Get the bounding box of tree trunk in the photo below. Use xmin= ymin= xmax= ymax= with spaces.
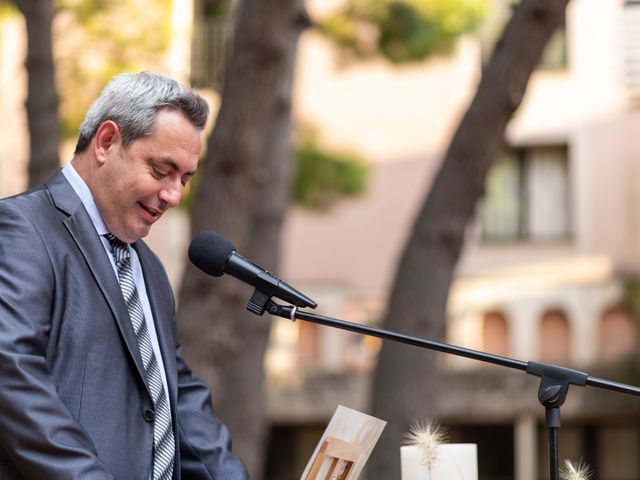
xmin=176 ymin=0 xmax=305 ymax=477
xmin=13 ymin=0 xmax=60 ymax=187
xmin=214 ymin=3 xmax=308 ymax=478
xmin=368 ymin=0 xmax=570 ymax=477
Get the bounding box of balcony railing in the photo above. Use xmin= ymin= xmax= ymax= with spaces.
xmin=191 ymin=15 xmax=234 ymax=91
xmin=623 ymin=2 xmax=640 ymax=107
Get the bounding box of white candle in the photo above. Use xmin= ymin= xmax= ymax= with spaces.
xmin=401 ymin=444 xmax=478 ymax=480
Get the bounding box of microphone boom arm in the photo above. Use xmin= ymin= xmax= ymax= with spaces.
xmin=260 ymin=299 xmax=640 ymax=480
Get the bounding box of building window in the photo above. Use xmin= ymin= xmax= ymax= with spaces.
xmin=598 ymin=426 xmax=640 ymax=479
xmin=538 ymin=309 xmax=571 ymax=364
xmin=297 ymin=320 xmax=320 ymax=367
xmin=480 ymin=2 xmax=568 ymax=69
xmin=598 ymin=306 xmax=637 ymax=363
xmin=482 ymin=311 xmax=510 ymax=357
xmin=479 ymin=145 xmax=571 ymax=243
xmin=538 ymin=25 xmax=568 ymax=70
xmin=623 ymin=0 xmax=640 ymax=107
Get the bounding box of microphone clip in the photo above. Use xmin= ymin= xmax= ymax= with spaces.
xmin=246 ymin=271 xmax=280 ymax=315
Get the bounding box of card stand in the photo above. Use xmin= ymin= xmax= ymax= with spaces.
xmin=304 ymin=436 xmax=363 ymax=480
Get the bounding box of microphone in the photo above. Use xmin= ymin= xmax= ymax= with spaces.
xmin=188 ymin=231 xmax=317 ymax=314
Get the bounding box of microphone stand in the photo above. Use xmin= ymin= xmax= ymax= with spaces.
xmin=255 ymin=298 xmax=640 ymax=480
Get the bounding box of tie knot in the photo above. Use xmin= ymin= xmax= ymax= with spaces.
xmin=104 ymin=233 xmax=130 ymax=265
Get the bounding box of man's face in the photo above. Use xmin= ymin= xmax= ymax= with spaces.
xmin=93 ymin=109 xmax=202 ymax=243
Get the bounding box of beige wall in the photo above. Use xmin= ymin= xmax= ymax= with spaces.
xmin=293 ymin=24 xmax=480 ymax=162
xmin=573 ymin=112 xmax=640 ymax=272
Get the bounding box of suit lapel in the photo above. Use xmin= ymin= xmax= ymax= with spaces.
xmin=46 ymin=171 xmax=149 ymax=389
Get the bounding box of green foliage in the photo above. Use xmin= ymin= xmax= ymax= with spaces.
xmin=177 ymin=134 xmax=370 ymax=215
xmin=202 ymin=0 xmax=230 ymax=18
xmin=54 ymin=0 xmax=173 ymax=138
xmin=320 ymin=0 xmax=487 ymax=64
xmin=293 ymin=133 xmax=369 ymax=210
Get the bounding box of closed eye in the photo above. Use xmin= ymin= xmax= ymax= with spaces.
xmin=151 ymin=166 xmax=169 ymax=178
xmin=149 ymin=157 xmax=197 ymax=186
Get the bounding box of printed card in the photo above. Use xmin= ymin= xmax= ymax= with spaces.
xmin=301 ymin=405 xmax=386 ymax=480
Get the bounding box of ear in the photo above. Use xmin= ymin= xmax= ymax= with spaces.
xmin=93 ymin=120 xmax=121 ymax=165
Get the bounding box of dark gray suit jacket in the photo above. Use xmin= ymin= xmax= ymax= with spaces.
xmin=0 ymin=171 xmax=248 ymax=479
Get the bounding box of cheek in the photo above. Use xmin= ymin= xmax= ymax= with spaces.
xmin=134 ymin=179 xmax=165 ymax=202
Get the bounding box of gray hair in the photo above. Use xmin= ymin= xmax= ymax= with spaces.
xmin=74 ymin=71 xmax=209 ymax=154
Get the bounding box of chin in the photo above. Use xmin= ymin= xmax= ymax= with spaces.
xmin=131 ymin=231 xmax=150 ymax=242
xmin=121 ymin=227 xmax=149 ymax=243
xmin=137 ymin=227 xmax=152 ymax=240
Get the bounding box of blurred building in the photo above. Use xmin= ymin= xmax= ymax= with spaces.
xmin=252 ymin=0 xmax=640 ymax=478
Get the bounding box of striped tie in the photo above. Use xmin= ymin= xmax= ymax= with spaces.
xmin=105 ymin=234 xmax=175 ymax=480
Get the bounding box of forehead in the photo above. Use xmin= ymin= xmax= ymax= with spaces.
xmin=148 ymin=109 xmax=203 ymax=143
xmin=132 ymin=110 xmax=203 ymax=169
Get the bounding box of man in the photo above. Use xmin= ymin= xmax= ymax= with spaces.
xmin=0 ymin=72 xmax=248 ymax=479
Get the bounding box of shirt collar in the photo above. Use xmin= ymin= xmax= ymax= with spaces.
xmin=61 ymin=161 xmax=110 ymax=236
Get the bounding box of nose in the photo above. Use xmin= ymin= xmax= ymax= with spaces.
xmin=159 ymin=182 xmax=181 ymax=208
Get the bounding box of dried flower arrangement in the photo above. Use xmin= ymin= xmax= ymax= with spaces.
xmin=560 ymin=459 xmax=592 ymax=480
xmin=403 ymin=421 xmax=449 ymax=472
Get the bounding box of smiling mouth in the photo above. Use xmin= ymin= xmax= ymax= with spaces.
xmin=139 ymin=202 xmax=162 ymax=221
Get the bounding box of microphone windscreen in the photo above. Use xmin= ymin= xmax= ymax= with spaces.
xmin=188 ymin=231 xmax=236 ymax=277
